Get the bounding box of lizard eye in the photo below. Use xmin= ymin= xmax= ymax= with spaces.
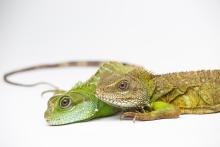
xmin=59 ymin=96 xmax=72 ymax=108
xmin=118 ymin=80 xmax=129 ymax=90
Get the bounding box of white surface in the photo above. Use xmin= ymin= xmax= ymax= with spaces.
xmin=1 ymin=0 xmax=220 ymax=147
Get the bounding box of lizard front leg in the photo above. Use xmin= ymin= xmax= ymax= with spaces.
xmin=122 ymin=101 xmax=181 ymax=121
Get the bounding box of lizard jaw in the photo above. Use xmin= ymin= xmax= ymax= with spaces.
xmin=96 ymin=93 xmax=143 ymax=108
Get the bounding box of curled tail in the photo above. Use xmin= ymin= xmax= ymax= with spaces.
xmin=4 ymin=60 xmax=127 ymax=88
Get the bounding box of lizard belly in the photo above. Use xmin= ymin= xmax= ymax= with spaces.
xmin=170 ymin=87 xmax=203 ymax=109
xmin=168 ymin=84 xmax=220 ymax=114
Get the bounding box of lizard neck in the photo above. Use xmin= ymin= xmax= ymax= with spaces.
xmin=129 ymin=68 xmax=156 ymax=106
xmin=143 ymin=79 xmax=157 ymax=103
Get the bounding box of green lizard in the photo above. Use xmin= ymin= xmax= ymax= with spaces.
xmin=96 ymin=66 xmax=220 ymax=121
xmin=4 ymin=61 xmax=138 ymax=125
xmin=44 ymin=83 xmax=120 ymax=125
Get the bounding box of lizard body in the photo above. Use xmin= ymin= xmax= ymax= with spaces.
xmin=96 ymin=66 xmax=220 ymax=121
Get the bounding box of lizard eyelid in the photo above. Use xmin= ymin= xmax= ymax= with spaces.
xmin=59 ymin=96 xmax=72 ymax=109
xmin=118 ymin=80 xmax=129 ymax=90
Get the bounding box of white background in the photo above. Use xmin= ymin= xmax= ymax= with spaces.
xmin=1 ymin=0 xmax=220 ymax=147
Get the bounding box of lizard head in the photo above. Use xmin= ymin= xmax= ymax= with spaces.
xmin=44 ymin=84 xmax=120 ymax=125
xmin=96 ymin=68 xmax=153 ymax=108
xmin=44 ymin=61 xmax=142 ymax=125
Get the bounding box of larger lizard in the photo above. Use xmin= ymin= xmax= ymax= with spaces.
xmin=96 ymin=66 xmax=220 ymax=121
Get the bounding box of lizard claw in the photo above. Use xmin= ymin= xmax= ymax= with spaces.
xmin=132 ymin=115 xmax=136 ymax=123
xmin=121 ymin=112 xmax=153 ymax=121
xmin=121 ymin=112 xmax=138 ymax=120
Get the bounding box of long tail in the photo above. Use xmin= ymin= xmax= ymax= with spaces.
xmin=3 ymin=60 xmax=116 ymax=88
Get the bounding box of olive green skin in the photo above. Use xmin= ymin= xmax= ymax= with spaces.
xmin=96 ymin=67 xmax=220 ymax=121
xmin=97 ymin=68 xmax=220 ymax=113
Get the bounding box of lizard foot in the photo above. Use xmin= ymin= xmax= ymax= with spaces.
xmin=121 ymin=112 xmax=150 ymax=121
xmin=121 ymin=110 xmax=180 ymax=121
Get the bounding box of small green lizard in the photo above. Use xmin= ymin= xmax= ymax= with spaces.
xmin=96 ymin=66 xmax=220 ymax=121
xmin=44 ymin=83 xmax=120 ymax=125
xmin=4 ymin=61 xmax=137 ymax=125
